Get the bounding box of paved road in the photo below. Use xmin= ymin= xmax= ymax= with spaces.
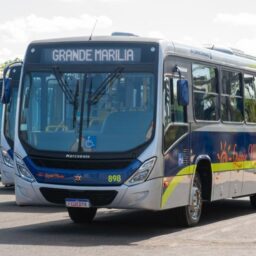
xmin=1 ymin=184 xmax=256 ymax=256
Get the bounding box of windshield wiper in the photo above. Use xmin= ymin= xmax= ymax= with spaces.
xmin=85 ymin=67 xmax=124 ymax=129
xmin=78 ymin=73 xmax=89 ymax=152
xmin=53 ymin=67 xmax=80 ymax=129
xmin=53 ymin=67 xmax=76 ymax=104
xmin=88 ymin=66 xmax=124 ymax=105
xmin=86 ymin=76 xmax=93 ymax=128
xmin=72 ymin=80 xmax=79 ymax=128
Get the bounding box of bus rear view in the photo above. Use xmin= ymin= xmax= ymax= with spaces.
xmin=15 ymin=37 xmax=161 ymax=223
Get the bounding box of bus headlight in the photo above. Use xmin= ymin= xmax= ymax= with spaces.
xmin=15 ymin=155 xmax=35 ymax=183
xmin=2 ymin=149 xmax=14 ymax=168
xmin=125 ymin=157 xmax=156 ymax=186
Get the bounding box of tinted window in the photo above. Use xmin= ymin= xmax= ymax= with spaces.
xmin=192 ymin=64 xmax=219 ymax=121
xmin=164 ymin=77 xmax=186 ymax=126
xmin=20 ymin=71 xmax=155 ymax=153
xmin=244 ymin=74 xmax=256 ymax=123
xmin=221 ymin=70 xmax=243 ymax=122
xmin=163 ymin=57 xmax=189 ymax=152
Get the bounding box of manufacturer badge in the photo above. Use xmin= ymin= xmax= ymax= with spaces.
xmin=74 ymin=175 xmax=82 ymax=183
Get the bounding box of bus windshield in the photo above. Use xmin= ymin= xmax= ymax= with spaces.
xmin=4 ymin=86 xmax=18 ymax=146
xmin=19 ymin=69 xmax=155 ymax=153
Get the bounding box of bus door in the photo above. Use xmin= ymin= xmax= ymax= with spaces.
xmin=162 ymin=56 xmax=191 ymax=208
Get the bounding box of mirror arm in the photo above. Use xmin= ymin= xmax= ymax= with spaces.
xmin=172 ymin=65 xmax=182 ymax=79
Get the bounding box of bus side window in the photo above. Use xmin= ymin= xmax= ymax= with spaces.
xmin=164 ymin=76 xmax=186 ymax=128
xmin=163 ymin=75 xmax=188 ymax=151
xmin=244 ymin=74 xmax=256 ymax=123
xmin=171 ymin=77 xmax=186 ymax=123
xmin=221 ymin=70 xmax=243 ymax=122
xmin=192 ymin=64 xmax=219 ymax=121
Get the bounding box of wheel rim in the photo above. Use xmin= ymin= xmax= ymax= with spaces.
xmin=188 ymin=184 xmax=202 ymax=222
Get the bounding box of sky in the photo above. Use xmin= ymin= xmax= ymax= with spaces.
xmin=0 ymin=0 xmax=256 ymax=63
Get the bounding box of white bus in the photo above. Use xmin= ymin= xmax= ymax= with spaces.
xmin=11 ymin=35 xmax=256 ymax=226
xmin=1 ymin=63 xmax=22 ymax=186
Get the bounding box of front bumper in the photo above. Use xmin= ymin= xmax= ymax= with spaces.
xmin=1 ymin=164 xmax=15 ymax=185
xmin=15 ymin=175 xmax=163 ymax=210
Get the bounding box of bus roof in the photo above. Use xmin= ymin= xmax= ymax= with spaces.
xmin=165 ymin=41 xmax=256 ymax=73
xmin=27 ymin=36 xmax=256 ymax=73
xmin=29 ymin=36 xmax=161 ymax=45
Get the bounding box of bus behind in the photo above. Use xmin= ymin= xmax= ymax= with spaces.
xmin=1 ymin=63 xmax=22 ymax=186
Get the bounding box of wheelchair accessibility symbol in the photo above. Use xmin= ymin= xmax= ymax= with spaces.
xmin=84 ymin=136 xmax=97 ymax=149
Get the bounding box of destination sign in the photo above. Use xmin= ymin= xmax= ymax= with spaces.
xmin=41 ymin=47 xmax=141 ymax=64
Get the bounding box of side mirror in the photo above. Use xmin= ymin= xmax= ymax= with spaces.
xmin=177 ymin=79 xmax=189 ymax=106
xmin=1 ymin=78 xmax=12 ymax=104
xmin=0 ymin=79 xmax=3 ymax=98
xmin=1 ymin=61 xmax=22 ymax=104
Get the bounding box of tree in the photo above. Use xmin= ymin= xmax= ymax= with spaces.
xmin=0 ymin=57 xmax=23 ymax=77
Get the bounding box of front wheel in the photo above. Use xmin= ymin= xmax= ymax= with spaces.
xmin=176 ymin=173 xmax=202 ymax=227
xmin=67 ymin=207 xmax=97 ymax=224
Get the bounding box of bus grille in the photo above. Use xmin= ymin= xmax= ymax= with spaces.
xmin=40 ymin=188 xmax=118 ymax=206
xmin=31 ymin=157 xmax=133 ymax=170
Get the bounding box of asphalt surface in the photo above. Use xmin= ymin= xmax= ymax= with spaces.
xmin=1 ymin=184 xmax=256 ymax=256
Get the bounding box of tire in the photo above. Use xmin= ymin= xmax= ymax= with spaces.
xmin=67 ymin=207 xmax=97 ymax=224
xmin=176 ymin=173 xmax=203 ymax=227
xmin=250 ymin=195 xmax=256 ymax=208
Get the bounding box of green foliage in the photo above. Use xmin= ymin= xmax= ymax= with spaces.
xmin=245 ymin=99 xmax=256 ymax=123
xmin=0 ymin=57 xmax=23 ymax=69
xmin=0 ymin=58 xmax=23 ymax=77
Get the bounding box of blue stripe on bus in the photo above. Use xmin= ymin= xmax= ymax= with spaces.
xmin=165 ymin=131 xmax=256 ymax=177
xmin=23 ymin=157 xmax=142 ymax=186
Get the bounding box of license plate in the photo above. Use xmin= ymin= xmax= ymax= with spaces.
xmin=65 ymin=198 xmax=91 ymax=208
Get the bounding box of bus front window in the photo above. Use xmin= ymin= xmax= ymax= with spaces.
xmin=4 ymin=82 xmax=19 ymax=147
xmin=19 ymin=71 xmax=155 ymax=153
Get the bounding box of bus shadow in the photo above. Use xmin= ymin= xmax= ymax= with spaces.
xmin=0 ymin=200 xmax=65 ymax=214
xmin=0 ymin=209 xmax=179 ymax=247
xmin=0 ymin=185 xmax=15 ymax=195
xmin=0 ymin=198 xmax=255 ymax=247
xmin=200 ymin=198 xmax=253 ymax=224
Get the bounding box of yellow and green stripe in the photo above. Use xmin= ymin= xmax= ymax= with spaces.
xmin=161 ymin=160 xmax=256 ymax=208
